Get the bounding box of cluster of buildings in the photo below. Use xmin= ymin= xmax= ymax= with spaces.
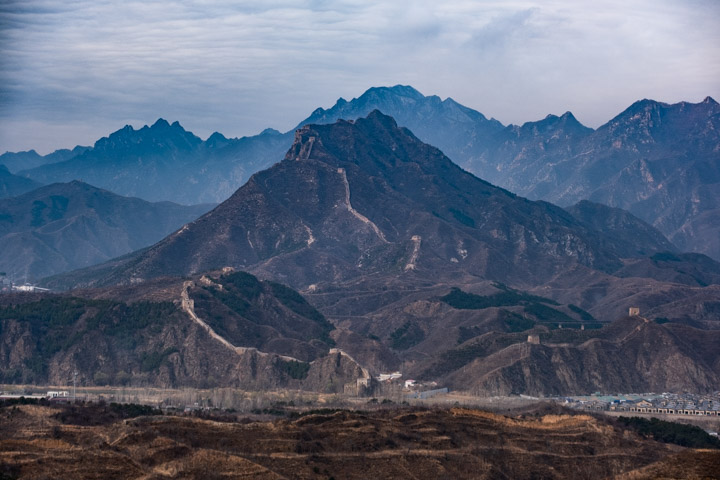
xmin=0 ymin=277 xmax=51 ymax=293
xmin=0 ymin=390 xmax=71 ymax=401
xmin=6 ymin=283 xmax=50 ymax=293
xmin=370 ymin=370 xmax=447 ymax=400
xmin=566 ymin=392 xmax=720 ymax=417
xmin=376 ymin=372 xmax=440 ymax=392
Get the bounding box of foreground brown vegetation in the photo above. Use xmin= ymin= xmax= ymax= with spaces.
xmin=2 ymin=401 xmax=719 ymax=479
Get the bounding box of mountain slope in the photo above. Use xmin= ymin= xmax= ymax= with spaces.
xmin=0 ymin=404 xmax=685 ymax=480
xmin=301 ymin=90 xmax=720 ymax=261
xmin=10 ymin=89 xmax=718 ymax=261
xmin=473 ymin=112 xmax=594 ymax=192
xmin=0 ymin=181 xmax=213 ymax=281
xmin=565 ymin=200 xmax=677 ymax=258
xmin=0 ymin=146 xmax=90 ymax=173
xmin=478 ymin=97 xmax=720 ymax=260
xmin=0 ymin=270 xmax=363 ymax=391
xmin=62 ymin=111 xmax=646 ymax=291
xmin=0 ymin=164 xmax=42 ymax=198
xmin=32 ymin=112 xmax=720 ymax=395
xmin=426 ymin=316 xmax=720 ymax=395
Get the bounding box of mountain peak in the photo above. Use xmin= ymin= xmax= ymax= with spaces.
xmin=558 ymin=111 xmax=591 ymax=131
xmin=260 ymin=128 xmax=281 ymax=136
xmin=204 ymin=132 xmax=230 ymax=150
xmin=361 ymin=85 xmax=424 ymax=100
xmin=363 ymin=108 xmax=400 ymax=128
xmin=151 ymin=118 xmax=171 ymax=129
xmin=625 ymin=98 xmax=666 ymax=114
xmin=207 ymin=131 xmax=227 ymax=142
xmin=518 ymin=111 xmax=590 ymax=135
xmin=703 ymin=96 xmax=718 ymax=105
xmin=93 ymin=118 xmax=202 ymax=155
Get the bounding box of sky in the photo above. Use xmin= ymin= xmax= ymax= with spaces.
xmin=1 ymin=0 xmax=719 ymax=154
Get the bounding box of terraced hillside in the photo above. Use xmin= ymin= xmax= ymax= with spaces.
xmin=2 ymin=402 xmax=716 ymax=479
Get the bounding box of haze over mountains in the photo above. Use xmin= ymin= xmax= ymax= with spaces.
xmin=7 ymin=85 xmax=718 ymax=261
xmin=0 ymin=182 xmax=213 ymax=281
xmin=479 ymin=96 xmax=720 ymax=260
xmin=48 ymin=111 xmax=676 ymax=289
xmin=13 ymin=119 xmax=290 ymax=205
xmin=0 ymin=146 xmax=90 ymax=174
xmin=0 ymin=164 xmax=42 ymax=199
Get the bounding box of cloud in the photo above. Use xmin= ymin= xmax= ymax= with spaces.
xmin=0 ymin=0 xmax=718 ymax=153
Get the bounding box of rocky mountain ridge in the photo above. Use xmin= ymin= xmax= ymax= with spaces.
xmin=10 ymin=87 xmax=717 ymax=261
xmin=50 ymin=111 xmax=664 ymax=291
xmin=17 ymin=119 xmax=291 ymax=204
xmin=421 ymin=315 xmax=720 ymax=395
xmin=475 ymin=96 xmax=720 ymax=259
xmin=0 ymin=270 xmax=365 ymax=392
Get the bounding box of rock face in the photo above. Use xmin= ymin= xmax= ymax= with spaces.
xmin=0 ymin=181 xmax=213 ymax=282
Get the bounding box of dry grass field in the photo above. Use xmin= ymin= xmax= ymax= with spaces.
xmin=2 ymin=399 xmax=719 ymax=479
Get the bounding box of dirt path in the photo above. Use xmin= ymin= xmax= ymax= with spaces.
xmin=338 ymin=167 xmax=387 ymax=243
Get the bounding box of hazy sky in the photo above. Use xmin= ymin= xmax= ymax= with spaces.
xmin=1 ymin=0 xmax=718 ymax=154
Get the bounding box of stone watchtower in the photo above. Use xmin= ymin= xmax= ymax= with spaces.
xmin=527 ymin=334 xmax=540 ymax=345
xmin=628 ymin=307 xmax=640 ymax=316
